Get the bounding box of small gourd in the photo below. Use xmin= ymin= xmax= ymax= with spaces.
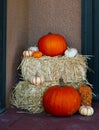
xmin=64 ymin=47 xmax=78 ymax=57
xmin=28 ymin=46 xmax=39 ymax=52
xmin=23 ymin=50 xmax=33 ymax=57
xmin=78 ymin=86 xmax=92 ymax=106
xmin=79 ymin=105 xmax=94 ymax=116
xmin=30 ymin=72 xmax=44 ymax=85
xmin=32 ymin=51 xmax=43 ymax=58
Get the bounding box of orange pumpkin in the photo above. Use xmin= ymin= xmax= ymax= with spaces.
xmin=38 ymin=33 xmax=67 ymax=56
xmin=43 ymin=82 xmax=81 ymax=116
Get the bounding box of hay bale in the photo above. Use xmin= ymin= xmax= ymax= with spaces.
xmin=10 ymin=80 xmax=87 ymax=114
xmin=11 ymin=81 xmax=50 ymax=113
xmin=20 ymin=55 xmax=88 ymax=84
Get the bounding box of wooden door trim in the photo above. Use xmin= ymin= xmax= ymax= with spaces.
xmin=0 ymin=0 xmax=6 ymax=113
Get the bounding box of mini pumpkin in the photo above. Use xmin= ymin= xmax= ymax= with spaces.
xmin=30 ymin=72 xmax=44 ymax=85
xmin=79 ymin=105 xmax=94 ymax=116
xmin=38 ymin=33 xmax=67 ymax=56
xmin=43 ymin=78 xmax=81 ymax=116
xmin=23 ymin=50 xmax=33 ymax=57
xmin=64 ymin=47 xmax=78 ymax=57
xmin=32 ymin=51 xmax=43 ymax=58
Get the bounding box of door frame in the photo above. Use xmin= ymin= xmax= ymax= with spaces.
xmin=81 ymin=0 xmax=93 ymax=55
xmin=81 ymin=0 xmax=93 ymax=82
xmin=0 ymin=0 xmax=6 ymax=113
xmin=82 ymin=0 xmax=99 ymax=102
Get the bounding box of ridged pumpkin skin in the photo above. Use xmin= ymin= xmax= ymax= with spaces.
xmin=43 ymin=86 xmax=81 ymax=116
xmin=38 ymin=34 xmax=67 ymax=56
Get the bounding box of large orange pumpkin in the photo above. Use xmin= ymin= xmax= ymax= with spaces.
xmin=43 ymin=85 xmax=81 ymax=116
xmin=38 ymin=33 xmax=67 ymax=56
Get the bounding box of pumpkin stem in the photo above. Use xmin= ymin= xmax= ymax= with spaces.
xmin=59 ymin=77 xmax=65 ymax=87
xmin=35 ymin=71 xmax=39 ymax=77
xmin=48 ymin=32 xmax=52 ymax=35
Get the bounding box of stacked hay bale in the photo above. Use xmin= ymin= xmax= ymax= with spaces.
xmin=21 ymin=55 xmax=88 ymax=84
xmin=11 ymin=55 xmax=89 ymax=113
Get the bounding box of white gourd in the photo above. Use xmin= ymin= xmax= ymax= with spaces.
xmin=64 ymin=48 xmax=78 ymax=57
xmin=31 ymin=72 xmax=44 ymax=85
xmin=28 ymin=46 xmax=39 ymax=52
xmin=23 ymin=50 xmax=33 ymax=57
xmin=79 ymin=105 xmax=94 ymax=116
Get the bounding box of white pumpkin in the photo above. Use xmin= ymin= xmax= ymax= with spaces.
xmin=31 ymin=72 xmax=44 ymax=85
xmin=28 ymin=46 xmax=39 ymax=52
xmin=64 ymin=47 xmax=78 ymax=57
xmin=23 ymin=50 xmax=33 ymax=57
xmin=79 ymin=105 xmax=94 ymax=116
